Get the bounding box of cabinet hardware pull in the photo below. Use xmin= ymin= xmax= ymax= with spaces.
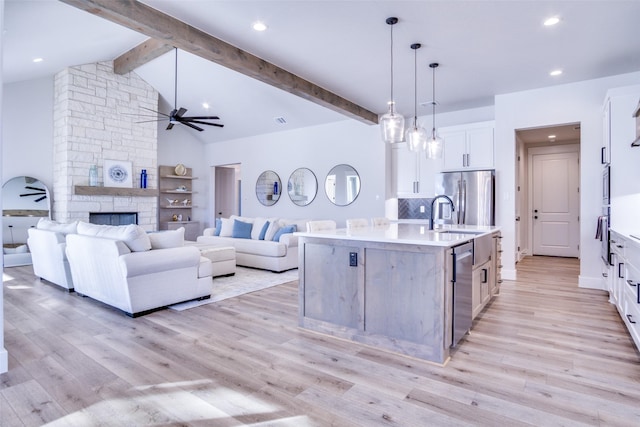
xmin=619 ymin=263 xmax=625 ymax=279
xmin=617 ymin=244 xmax=623 ymax=248
xmin=627 ymin=279 xmax=636 ymax=287
xmin=602 ymin=272 xmax=608 ymax=277
xmin=497 ymin=280 xmax=503 ymax=284
xmin=482 ymin=268 xmax=488 ymax=283
xmin=627 ymin=314 xmax=636 ymax=324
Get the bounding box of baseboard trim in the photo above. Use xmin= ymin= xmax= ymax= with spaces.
xmin=579 ymin=275 xmax=605 ymax=290
xmin=0 ymin=348 xmax=8 ymax=374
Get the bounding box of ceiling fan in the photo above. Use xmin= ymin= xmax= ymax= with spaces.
xmin=137 ymin=48 xmax=224 ymax=132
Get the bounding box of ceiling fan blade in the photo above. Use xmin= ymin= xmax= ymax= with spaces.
xmin=182 ymin=115 xmax=220 ymax=120
xmin=186 ymin=119 xmax=224 ymax=128
xmin=175 ymin=107 xmax=187 ymax=118
xmin=136 ymin=119 xmax=168 ymax=124
xmin=166 ymin=123 xmax=174 ymax=130
xmin=180 ymin=121 xmax=204 ymax=132
xmin=141 ymin=106 xmax=170 ymax=117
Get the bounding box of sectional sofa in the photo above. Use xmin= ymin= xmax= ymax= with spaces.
xmin=196 ymin=215 xmax=308 ymax=272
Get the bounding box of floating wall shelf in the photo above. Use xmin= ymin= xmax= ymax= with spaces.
xmin=74 ymin=186 xmax=159 ymax=197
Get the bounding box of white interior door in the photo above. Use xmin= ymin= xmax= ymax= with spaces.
xmin=215 ymin=166 xmax=238 ymax=219
xmin=531 ymin=149 xmax=579 ymax=257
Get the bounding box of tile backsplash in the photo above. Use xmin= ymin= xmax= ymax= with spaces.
xmin=398 ymin=198 xmax=433 ymax=220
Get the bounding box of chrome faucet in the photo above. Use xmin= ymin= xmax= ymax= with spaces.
xmin=430 ymin=195 xmax=455 ymax=230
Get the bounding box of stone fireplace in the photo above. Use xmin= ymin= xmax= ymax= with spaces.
xmin=52 ymin=61 xmax=159 ymax=231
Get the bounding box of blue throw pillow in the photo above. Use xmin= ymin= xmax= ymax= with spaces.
xmin=232 ymin=219 xmax=253 ymax=239
xmin=213 ymin=218 xmax=222 ymax=236
xmin=258 ymin=221 xmax=270 ymax=240
xmin=272 ymin=224 xmax=297 ymax=241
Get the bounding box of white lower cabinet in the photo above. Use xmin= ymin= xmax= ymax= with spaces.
xmin=472 ymin=259 xmax=492 ymax=319
xmin=609 ymin=230 xmax=640 ymax=351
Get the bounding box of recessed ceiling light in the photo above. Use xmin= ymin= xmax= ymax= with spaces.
xmin=252 ymin=21 xmax=267 ymax=32
xmin=544 ymin=16 xmax=560 ymax=26
xmin=550 ymin=69 xmax=563 ymax=76
xmin=548 ymin=134 xmax=556 ymax=139
xmin=202 ymin=102 xmax=209 ymax=109
xmin=274 ymin=116 xmax=287 ymax=124
xmin=33 ymin=58 xmax=43 ymax=63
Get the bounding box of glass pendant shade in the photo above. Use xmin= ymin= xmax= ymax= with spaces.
xmin=406 ymin=43 xmax=426 ymax=152
xmin=406 ymin=121 xmax=427 ymax=152
xmin=381 ymin=17 xmax=404 ymax=143
xmin=380 ymin=102 xmax=405 ymax=143
xmin=426 ymin=130 xmax=443 ymax=159
xmin=426 ymin=62 xmax=443 ymax=159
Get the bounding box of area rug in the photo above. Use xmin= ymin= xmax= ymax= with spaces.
xmin=168 ymin=267 xmax=298 ymax=311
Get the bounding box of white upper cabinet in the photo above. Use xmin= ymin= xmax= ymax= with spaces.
xmin=606 ymin=86 xmax=640 ymax=200
xmin=392 ymin=142 xmax=443 ymax=196
xmin=441 ymin=121 xmax=495 ymax=171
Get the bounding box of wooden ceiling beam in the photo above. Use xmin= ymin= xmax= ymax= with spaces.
xmin=59 ymin=0 xmax=378 ymax=125
xmin=113 ymin=38 xmax=172 ymax=75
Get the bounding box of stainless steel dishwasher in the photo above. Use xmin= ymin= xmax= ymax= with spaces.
xmin=451 ymin=241 xmax=474 ymax=347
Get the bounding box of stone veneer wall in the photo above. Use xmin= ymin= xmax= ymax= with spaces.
xmin=52 ymin=61 xmax=159 ymax=230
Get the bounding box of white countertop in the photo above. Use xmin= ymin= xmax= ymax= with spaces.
xmin=296 ymin=224 xmax=500 ymax=247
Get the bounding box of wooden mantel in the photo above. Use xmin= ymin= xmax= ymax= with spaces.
xmin=74 ymin=186 xmax=158 ymax=197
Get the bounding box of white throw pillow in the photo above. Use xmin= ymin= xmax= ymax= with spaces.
xmin=251 ymin=217 xmax=270 ymax=240
xmin=219 ymin=218 xmax=235 ymax=237
xmin=37 ymin=218 xmax=78 ymax=235
xmin=264 ymin=220 xmax=282 ymax=241
xmin=77 ymin=222 xmax=151 ymax=252
xmin=148 ymin=227 xmax=184 ymax=249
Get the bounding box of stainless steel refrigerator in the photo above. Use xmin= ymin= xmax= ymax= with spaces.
xmin=434 ymin=169 xmax=495 ymax=226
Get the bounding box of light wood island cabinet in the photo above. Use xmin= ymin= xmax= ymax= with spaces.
xmin=297 ymin=225 xmax=501 ymax=365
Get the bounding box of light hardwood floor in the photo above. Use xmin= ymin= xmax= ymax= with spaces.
xmin=1 ymin=256 xmax=639 ymax=426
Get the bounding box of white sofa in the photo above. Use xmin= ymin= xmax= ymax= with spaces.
xmin=66 ymin=222 xmax=213 ymax=317
xmin=197 ymin=215 xmax=308 ymax=272
xmin=27 ymin=219 xmax=78 ymax=290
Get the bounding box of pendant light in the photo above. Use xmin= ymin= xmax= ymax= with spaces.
xmin=380 ymin=17 xmax=404 ymax=143
xmin=406 ymin=43 xmax=427 ymax=152
xmin=426 ymin=62 xmax=444 ymax=159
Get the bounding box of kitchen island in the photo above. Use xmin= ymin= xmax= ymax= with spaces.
xmin=296 ymin=223 xmax=501 ymax=365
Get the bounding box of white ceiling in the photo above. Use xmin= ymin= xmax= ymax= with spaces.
xmin=4 ymin=1 xmax=640 ymax=144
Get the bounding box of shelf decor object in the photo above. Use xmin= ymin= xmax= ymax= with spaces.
xmin=380 ymin=17 xmax=404 ymax=144
xmin=104 ymin=160 xmax=133 ymax=188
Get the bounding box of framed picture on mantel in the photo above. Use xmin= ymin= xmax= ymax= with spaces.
xmin=104 ymin=160 xmax=132 ymax=188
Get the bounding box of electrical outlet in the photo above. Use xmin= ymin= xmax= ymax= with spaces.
xmin=420 ymin=205 xmax=425 ymax=213
xmin=349 ymin=252 xmax=358 ymax=267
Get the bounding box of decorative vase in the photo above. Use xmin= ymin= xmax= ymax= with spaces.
xmin=89 ymin=165 xmax=98 ymax=186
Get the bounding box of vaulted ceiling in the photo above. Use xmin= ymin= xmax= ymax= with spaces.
xmin=4 ymin=0 xmax=640 ymax=143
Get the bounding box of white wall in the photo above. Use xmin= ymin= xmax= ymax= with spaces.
xmin=495 ymin=71 xmax=640 ymax=287
xmin=1 ymin=77 xmax=54 ymax=188
xmin=204 ymin=119 xmax=384 ymax=228
xmin=0 ymin=0 xmax=8 ymax=374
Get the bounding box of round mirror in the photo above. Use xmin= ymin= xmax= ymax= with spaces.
xmin=2 ymin=176 xmax=51 ymax=267
xmin=288 ymin=168 xmax=317 ymax=206
xmin=325 ymin=164 xmax=361 ymax=206
xmin=256 ymin=170 xmax=282 ymax=206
